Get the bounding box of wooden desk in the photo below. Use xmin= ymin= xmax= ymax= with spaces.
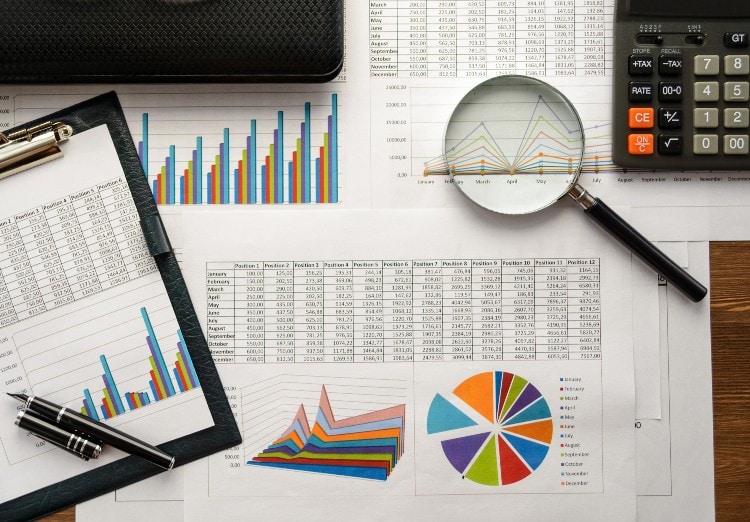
xmin=710 ymin=242 xmax=750 ymax=520
xmin=41 ymin=242 xmax=750 ymax=521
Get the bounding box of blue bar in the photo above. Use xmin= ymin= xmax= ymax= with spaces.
xmin=288 ymin=161 xmax=293 ymax=203
xmin=141 ymin=113 xmax=149 ymax=176
xmin=315 ymin=158 xmax=320 ymax=202
xmin=250 ymin=121 xmax=257 ymax=204
xmin=196 ymin=137 xmax=203 ymax=204
xmin=177 ymin=329 xmax=200 ymax=387
xmin=173 ymin=368 xmax=185 ymax=393
xmin=83 ymin=389 xmax=99 ymax=421
xmin=125 ymin=393 xmax=135 ymax=411
xmin=179 ymin=176 xmax=185 ymax=205
xmin=100 ymin=405 xmax=109 ymax=420
xmin=140 ymin=307 xmax=176 ymax=397
xmin=331 ymin=94 xmax=338 ymax=203
xmin=234 ymin=168 xmax=239 ymax=204
xmin=223 ymin=128 xmax=230 ymax=204
xmin=169 ymin=145 xmax=176 ymax=205
xmin=149 ymin=381 xmax=159 ymax=402
xmin=100 ymin=355 xmax=125 ymax=415
xmin=304 ymin=103 xmax=311 ymax=203
xmin=152 ymin=179 xmax=158 ymax=201
xmin=261 ymin=164 xmax=266 ymax=201
xmin=277 ymin=111 xmax=284 ymax=203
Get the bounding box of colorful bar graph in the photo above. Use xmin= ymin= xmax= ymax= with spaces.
xmin=80 ymin=307 xmax=201 ymax=421
xmin=139 ymin=94 xmax=339 ymax=205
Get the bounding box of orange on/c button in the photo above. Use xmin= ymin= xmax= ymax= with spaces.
xmin=628 ymin=107 xmax=655 ymax=128
xmin=628 ymin=134 xmax=654 ymax=155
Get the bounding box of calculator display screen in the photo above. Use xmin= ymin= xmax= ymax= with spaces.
xmin=629 ymin=0 xmax=750 ymax=17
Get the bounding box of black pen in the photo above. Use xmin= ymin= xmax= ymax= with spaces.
xmin=8 ymin=393 xmax=175 ymax=470
xmin=15 ymin=409 xmax=102 ymax=461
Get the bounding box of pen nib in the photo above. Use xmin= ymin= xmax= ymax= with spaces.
xmin=7 ymin=393 xmax=27 ymax=403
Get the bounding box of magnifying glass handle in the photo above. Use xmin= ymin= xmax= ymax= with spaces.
xmin=569 ymin=188 xmax=707 ymax=302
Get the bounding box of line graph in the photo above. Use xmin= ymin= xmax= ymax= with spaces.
xmin=403 ymin=80 xmax=620 ymax=180
xmin=440 ymin=81 xmax=587 ymax=178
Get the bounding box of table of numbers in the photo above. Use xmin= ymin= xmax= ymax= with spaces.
xmin=206 ymin=258 xmax=601 ymax=364
xmin=0 ymin=177 xmax=156 ymax=327
xmin=369 ymin=0 xmax=612 ymax=78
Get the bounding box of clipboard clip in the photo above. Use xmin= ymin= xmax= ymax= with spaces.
xmin=0 ymin=121 xmax=73 ymax=181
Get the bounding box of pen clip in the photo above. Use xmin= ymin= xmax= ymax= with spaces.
xmin=0 ymin=121 xmax=74 ymax=181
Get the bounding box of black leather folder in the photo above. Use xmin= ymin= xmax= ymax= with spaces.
xmin=0 ymin=92 xmax=242 ymax=521
xmin=0 ymin=0 xmax=344 ymax=82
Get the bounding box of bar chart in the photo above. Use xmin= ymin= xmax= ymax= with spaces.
xmin=138 ymin=93 xmax=340 ymax=205
xmin=15 ymin=274 xmax=200 ymax=419
xmin=81 ymin=307 xmax=200 ymax=421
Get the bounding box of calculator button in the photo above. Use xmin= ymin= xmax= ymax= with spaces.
xmin=629 ymin=82 xmax=653 ymax=102
xmin=694 ymin=134 xmax=719 ymax=154
xmin=694 ymin=81 xmax=720 ymax=102
xmin=628 ymin=134 xmax=654 ymax=155
xmin=629 ymin=55 xmax=654 ymax=75
xmin=724 ymin=135 xmax=750 ymax=154
xmin=658 ymin=55 xmax=683 ymax=76
xmin=724 ymin=108 xmax=750 ymax=128
xmin=725 ymin=55 xmax=750 ymax=75
xmin=629 ymin=107 xmax=654 ymax=128
xmin=695 ymin=55 xmax=720 ymax=75
xmin=658 ymin=135 xmax=683 ymax=155
xmin=694 ymin=108 xmax=719 ymax=128
xmin=659 ymin=82 xmax=683 ymax=102
xmin=724 ymin=81 xmax=750 ymax=102
xmin=659 ymin=108 xmax=683 ymax=129
xmin=725 ymin=32 xmax=749 ymax=48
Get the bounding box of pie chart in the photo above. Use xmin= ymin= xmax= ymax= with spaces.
xmin=426 ymin=371 xmax=553 ymax=486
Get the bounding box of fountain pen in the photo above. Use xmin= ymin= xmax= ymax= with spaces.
xmin=8 ymin=393 xmax=175 ymax=470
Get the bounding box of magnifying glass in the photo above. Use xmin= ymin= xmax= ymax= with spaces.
xmin=444 ymin=75 xmax=706 ymax=302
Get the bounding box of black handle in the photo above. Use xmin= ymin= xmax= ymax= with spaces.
xmin=584 ymin=198 xmax=707 ymax=302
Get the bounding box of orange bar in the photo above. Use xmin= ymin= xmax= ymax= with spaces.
xmin=175 ymin=359 xmax=190 ymax=392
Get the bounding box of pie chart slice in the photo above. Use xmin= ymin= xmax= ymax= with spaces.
xmin=427 ymin=371 xmax=553 ymax=486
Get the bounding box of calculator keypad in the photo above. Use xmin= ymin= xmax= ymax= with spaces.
xmin=622 ymin=31 xmax=750 ymax=166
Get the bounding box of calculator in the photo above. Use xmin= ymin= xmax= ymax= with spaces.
xmin=613 ymin=0 xmax=750 ymax=170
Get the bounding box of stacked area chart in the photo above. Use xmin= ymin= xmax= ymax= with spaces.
xmin=249 ymin=386 xmax=406 ymax=481
xmin=427 ymin=371 xmax=553 ymax=486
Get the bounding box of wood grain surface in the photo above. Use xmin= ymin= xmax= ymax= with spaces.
xmin=37 ymin=242 xmax=750 ymax=521
xmin=710 ymin=242 xmax=750 ymax=521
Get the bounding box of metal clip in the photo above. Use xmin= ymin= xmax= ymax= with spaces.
xmin=0 ymin=121 xmax=74 ymax=181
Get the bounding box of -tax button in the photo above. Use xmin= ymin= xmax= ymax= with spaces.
xmin=628 ymin=134 xmax=654 ymax=155
xmin=629 ymin=107 xmax=655 ymax=128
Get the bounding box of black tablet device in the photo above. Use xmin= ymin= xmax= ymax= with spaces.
xmin=0 ymin=0 xmax=344 ymax=82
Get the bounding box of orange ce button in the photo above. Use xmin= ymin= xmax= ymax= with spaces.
xmin=628 ymin=107 xmax=654 ymax=129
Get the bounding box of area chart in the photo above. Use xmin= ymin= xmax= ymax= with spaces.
xmin=249 ymin=385 xmax=406 ymax=481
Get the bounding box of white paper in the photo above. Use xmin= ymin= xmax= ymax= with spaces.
xmin=177 ymin=206 xmax=636 ymax=520
xmin=637 ymin=243 xmax=714 ymax=519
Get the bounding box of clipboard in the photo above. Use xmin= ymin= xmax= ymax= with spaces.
xmin=0 ymin=0 xmax=344 ymax=83
xmin=0 ymin=92 xmax=241 ymax=521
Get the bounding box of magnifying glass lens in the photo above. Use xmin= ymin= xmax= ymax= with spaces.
xmin=444 ymin=75 xmax=585 ymax=214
